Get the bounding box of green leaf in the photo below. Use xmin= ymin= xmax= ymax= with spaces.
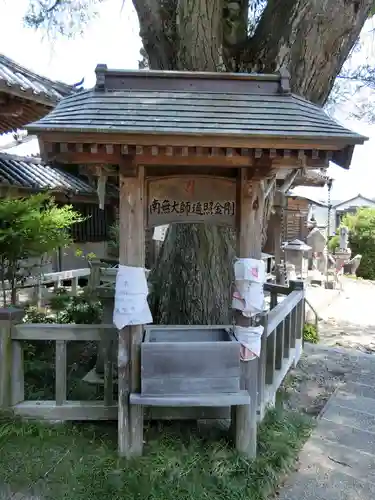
xmin=0 ymin=193 xmax=85 ymax=305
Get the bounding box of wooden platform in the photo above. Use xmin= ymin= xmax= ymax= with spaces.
xmin=12 ymin=400 xmax=117 ymax=420
xmin=130 ymin=391 xmax=250 ymax=407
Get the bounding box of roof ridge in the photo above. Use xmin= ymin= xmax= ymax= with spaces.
xmin=0 ymin=153 xmax=97 ymax=195
xmin=0 ymin=152 xmax=43 ymax=164
xmin=0 ymin=53 xmax=73 ymax=93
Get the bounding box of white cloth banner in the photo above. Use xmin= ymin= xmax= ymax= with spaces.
xmin=232 ymin=258 xmax=265 ymax=316
xmin=234 ymin=258 xmax=266 ymax=283
xmin=113 ymin=265 xmax=153 ymax=330
xmin=234 ymin=325 xmax=264 ymax=361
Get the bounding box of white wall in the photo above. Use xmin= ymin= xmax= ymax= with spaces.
xmin=334 ymin=196 xmax=375 ymax=211
xmin=310 ymin=204 xmax=335 ymax=236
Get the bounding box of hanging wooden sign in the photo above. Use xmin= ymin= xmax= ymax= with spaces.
xmin=146 ymin=176 xmax=236 ymax=227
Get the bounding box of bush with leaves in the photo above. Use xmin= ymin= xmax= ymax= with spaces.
xmin=23 ymin=291 xmax=103 ymax=400
xmin=340 ymin=208 xmax=375 ymax=280
xmin=24 ymin=290 xmax=103 ymax=325
xmin=303 ymin=323 xmax=319 ymax=344
xmin=107 ymin=222 xmax=119 ymax=257
xmin=0 ymin=193 xmax=84 ymax=305
xmin=327 ymin=234 xmax=339 ymax=253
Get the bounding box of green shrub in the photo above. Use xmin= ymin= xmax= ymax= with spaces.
xmin=303 ymin=323 xmax=319 ymax=344
xmin=25 ymin=291 xmax=103 ymax=325
xmin=23 ymin=293 xmax=103 ymax=400
xmin=0 ymin=193 xmax=84 ymax=306
xmin=328 ymin=234 xmax=339 ymax=253
xmin=341 ymin=208 xmax=375 ymax=280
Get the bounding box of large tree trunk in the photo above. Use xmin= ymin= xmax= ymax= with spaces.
xmin=132 ymin=0 xmax=372 ymax=325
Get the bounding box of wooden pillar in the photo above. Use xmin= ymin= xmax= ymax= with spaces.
xmin=273 ymin=191 xmax=287 ymax=284
xmin=234 ymin=168 xmax=265 ymax=457
xmin=118 ymin=164 xmax=145 ymax=458
xmin=274 ymin=208 xmax=282 ymax=268
xmin=0 ymin=308 xmax=24 ymax=409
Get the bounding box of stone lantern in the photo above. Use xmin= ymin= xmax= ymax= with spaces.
xmin=283 ymin=239 xmax=311 ymax=279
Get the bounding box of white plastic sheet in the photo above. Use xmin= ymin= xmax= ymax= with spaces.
xmin=113 ymin=265 xmax=153 ymax=330
xmin=234 ymin=325 xmax=264 ymax=361
xmin=232 ymin=258 xmax=265 ymax=316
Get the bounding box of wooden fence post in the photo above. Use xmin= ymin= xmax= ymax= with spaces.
xmin=289 ymin=280 xmax=305 ymax=366
xmin=71 ymin=277 xmax=78 ymax=296
xmin=88 ymin=260 xmax=102 ymax=293
xmin=118 ymin=164 xmax=145 ymax=458
xmin=0 ymin=308 xmax=24 ymax=409
xmin=233 ymin=171 xmax=268 ymax=458
xmin=257 ymin=314 xmax=268 ymax=421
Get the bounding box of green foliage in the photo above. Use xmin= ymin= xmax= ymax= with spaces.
xmin=303 ymin=323 xmax=319 ymax=344
xmin=75 ymin=248 xmax=97 ymax=261
xmin=0 ymin=408 xmax=312 ymax=500
xmin=342 ymin=207 xmax=375 ymax=280
xmin=0 ymin=193 xmax=84 ymax=305
xmin=107 ymin=222 xmax=119 ymax=257
xmin=24 ymin=290 xmax=103 ymax=325
xmin=328 ymin=234 xmax=339 ymax=253
xmin=22 ymin=291 xmax=103 ymax=400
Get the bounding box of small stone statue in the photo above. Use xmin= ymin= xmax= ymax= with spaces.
xmin=347 ymin=254 xmax=362 ymax=275
xmin=339 ymin=226 xmax=349 ymax=251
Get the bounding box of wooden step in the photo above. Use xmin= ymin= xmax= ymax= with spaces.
xmin=129 ymin=391 xmax=250 ymax=407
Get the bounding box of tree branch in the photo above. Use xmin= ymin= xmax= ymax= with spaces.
xmin=238 ymin=0 xmax=373 ymax=104
xmin=132 ymin=0 xmax=176 ymax=70
xmin=24 ymin=0 xmax=103 ymax=37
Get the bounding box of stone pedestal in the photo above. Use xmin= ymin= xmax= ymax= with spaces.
xmin=335 ymin=248 xmax=352 ymax=275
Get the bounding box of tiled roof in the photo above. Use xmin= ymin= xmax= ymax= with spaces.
xmin=0 ymin=153 xmax=95 ymax=194
xmin=0 ymin=54 xmax=77 ymax=134
xmin=293 ymin=169 xmax=330 ymax=187
xmin=27 ymin=66 xmax=367 ymax=169
xmin=0 ymin=54 xmax=73 ymax=105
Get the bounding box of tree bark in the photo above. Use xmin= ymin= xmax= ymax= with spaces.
xmin=149 ymin=225 xmax=235 ymax=325
xmin=132 ymin=0 xmax=371 ymax=325
xmin=239 ymin=0 xmax=373 ymax=104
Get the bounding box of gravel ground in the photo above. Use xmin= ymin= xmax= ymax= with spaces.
xmin=284 ymin=277 xmax=375 ymax=415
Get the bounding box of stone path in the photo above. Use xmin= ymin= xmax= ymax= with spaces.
xmin=279 ymin=347 xmax=375 ymax=499
xmin=317 ymin=277 xmax=375 ymax=353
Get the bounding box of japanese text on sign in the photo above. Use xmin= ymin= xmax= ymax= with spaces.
xmin=149 ymin=199 xmax=235 ymax=217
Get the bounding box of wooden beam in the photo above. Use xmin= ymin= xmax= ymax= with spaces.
xmin=279 ymin=169 xmax=301 ymax=193
xmin=264 ymin=177 xmax=277 ymax=199
xmin=39 ymin=131 xmax=350 ymax=151
xmin=118 ymin=164 xmax=145 ymax=458
xmin=0 ymin=103 xmax=24 ymax=117
xmin=40 ymin=141 xmax=330 ymax=171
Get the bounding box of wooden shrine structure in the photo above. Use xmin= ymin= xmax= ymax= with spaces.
xmin=23 ymin=65 xmax=366 ymax=457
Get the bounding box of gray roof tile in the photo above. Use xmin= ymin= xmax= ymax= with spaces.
xmin=0 ymin=153 xmax=95 ymax=194
xmin=28 ymin=88 xmax=364 ymax=141
xmin=0 ymin=54 xmax=74 ymax=105
xmin=293 ymin=169 xmax=331 ymax=187
xmin=26 ymin=68 xmax=367 ymax=169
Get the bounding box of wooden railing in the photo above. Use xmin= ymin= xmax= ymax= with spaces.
xmin=1 ymin=268 xmax=91 ymax=307
xmin=0 ymin=279 xmax=305 ymax=454
xmin=0 ymin=320 xmax=118 ymax=420
xmin=3 ymin=264 xmax=119 ymax=306
xmin=258 ymin=280 xmax=305 ymax=420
